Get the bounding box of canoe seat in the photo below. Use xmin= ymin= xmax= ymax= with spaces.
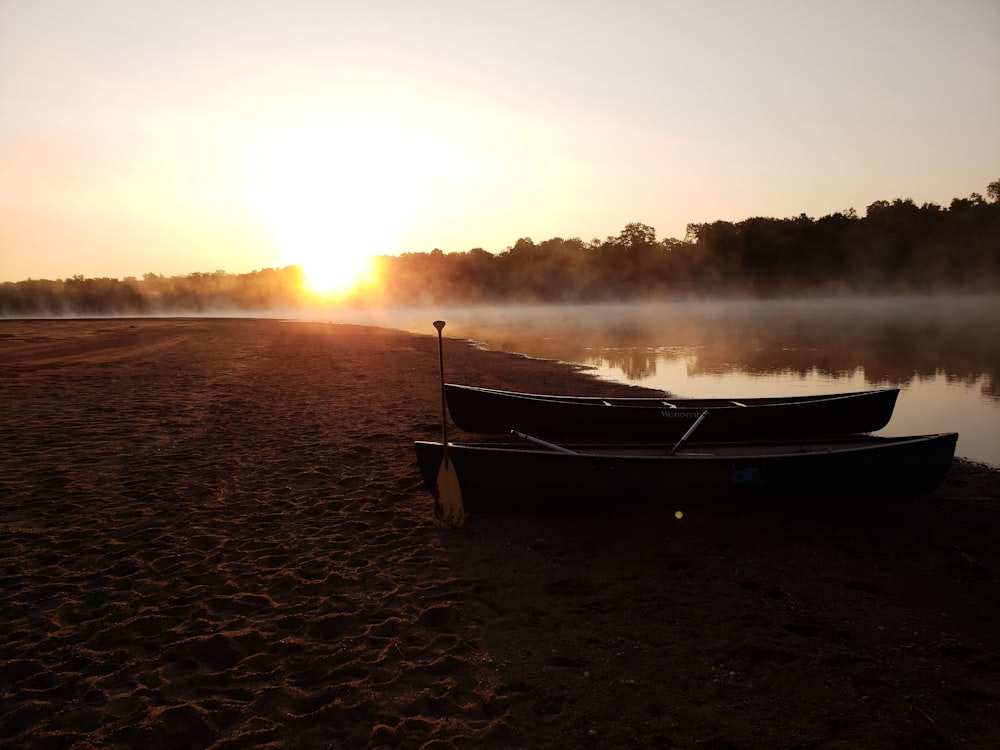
xmin=661 ymin=402 xmax=676 ymax=408
xmin=602 ymin=400 xmax=613 ymax=406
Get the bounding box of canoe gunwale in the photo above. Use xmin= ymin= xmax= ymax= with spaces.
xmin=447 ymin=383 xmax=900 ymax=409
xmin=417 ymin=433 xmax=957 ymax=461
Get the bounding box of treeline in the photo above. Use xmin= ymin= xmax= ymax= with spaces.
xmin=0 ymin=267 xmax=307 ymax=317
xmin=376 ymin=183 xmax=1000 ymax=304
xmin=2 ymin=181 xmax=998 ymax=316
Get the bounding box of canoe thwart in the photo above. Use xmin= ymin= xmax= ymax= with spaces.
xmin=511 ymin=430 xmax=579 ymax=454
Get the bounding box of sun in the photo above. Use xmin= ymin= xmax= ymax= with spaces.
xmin=259 ymin=205 xmax=385 ymax=300
xmin=262 ymin=206 xmax=383 ymax=300
xmin=300 ymin=252 xmax=376 ymax=298
xmin=242 ymin=107 xmax=475 ymax=302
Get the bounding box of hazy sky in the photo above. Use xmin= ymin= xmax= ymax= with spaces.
xmin=2 ymin=0 xmax=999 ymax=286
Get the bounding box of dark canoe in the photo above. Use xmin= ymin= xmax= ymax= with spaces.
xmin=413 ymin=433 xmax=957 ymax=512
xmin=444 ymin=383 xmax=900 ymax=440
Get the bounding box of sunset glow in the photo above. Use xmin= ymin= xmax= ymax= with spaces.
xmin=1 ymin=1 xmax=998 ymax=283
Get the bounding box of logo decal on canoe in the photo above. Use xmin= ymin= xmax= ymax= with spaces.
xmin=659 ymin=410 xmax=704 ymax=418
xmin=731 ymin=467 xmax=758 ymax=484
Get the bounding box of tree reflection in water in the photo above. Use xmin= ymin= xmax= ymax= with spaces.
xmin=447 ymin=296 xmax=999 ymax=396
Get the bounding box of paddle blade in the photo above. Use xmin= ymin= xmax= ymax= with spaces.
xmin=434 ymin=457 xmax=466 ymax=528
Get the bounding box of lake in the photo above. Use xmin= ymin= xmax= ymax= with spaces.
xmin=329 ymin=295 xmax=1000 ymax=467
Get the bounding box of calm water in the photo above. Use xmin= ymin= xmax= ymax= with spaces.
xmin=330 ymin=296 xmax=1000 ymax=467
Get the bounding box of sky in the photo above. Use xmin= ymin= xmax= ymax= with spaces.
xmin=2 ymin=0 xmax=999 ymax=289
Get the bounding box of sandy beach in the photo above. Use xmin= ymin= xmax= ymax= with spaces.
xmin=2 ymin=317 xmax=999 ymax=749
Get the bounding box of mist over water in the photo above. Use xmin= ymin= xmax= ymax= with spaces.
xmin=316 ymin=295 xmax=1000 ymax=466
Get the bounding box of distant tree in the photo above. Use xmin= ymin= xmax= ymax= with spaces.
xmin=614 ymin=222 xmax=657 ymax=251
xmin=686 ymin=220 xmax=742 ymax=290
xmin=864 ymin=200 xmax=891 ymax=218
xmin=454 ymin=248 xmax=501 ymax=300
xmin=950 ymin=196 xmax=974 ymax=213
xmin=499 ymin=236 xmax=596 ymax=302
xmin=605 ymin=222 xmax=660 ymax=291
xmin=988 ymin=178 xmax=1000 ymax=203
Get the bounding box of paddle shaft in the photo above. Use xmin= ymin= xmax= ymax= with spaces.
xmin=430 ymin=320 xmax=466 ymax=526
xmin=433 ymin=321 xmax=450 ymax=466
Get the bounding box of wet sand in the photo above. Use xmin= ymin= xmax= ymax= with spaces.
xmin=2 ymin=317 xmax=999 ymax=749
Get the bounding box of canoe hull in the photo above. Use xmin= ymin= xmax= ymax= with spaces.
xmin=444 ymin=384 xmax=900 ymax=440
xmin=413 ymin=433 xmax=957 ymax=512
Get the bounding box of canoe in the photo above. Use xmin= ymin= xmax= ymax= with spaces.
xmin=444 ymin=383 xmax=900 ymax=440
xmin=413 ymin=432 xmax=957 ymax=512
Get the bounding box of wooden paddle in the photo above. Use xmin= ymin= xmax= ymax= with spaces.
xmin=432 ymin=320 xmax=465 ymax=527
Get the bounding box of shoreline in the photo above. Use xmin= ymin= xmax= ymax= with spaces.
xmin=2 ymin=318 xmax=999 ymax=748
